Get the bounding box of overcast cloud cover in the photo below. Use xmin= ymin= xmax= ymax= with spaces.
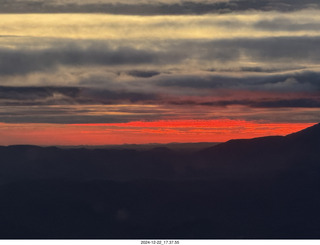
xmin=1 ymin=0 xmax=320 ymax=129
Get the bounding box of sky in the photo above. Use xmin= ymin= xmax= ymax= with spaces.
xmin=0 ymin=0 xmax=320 ymax=145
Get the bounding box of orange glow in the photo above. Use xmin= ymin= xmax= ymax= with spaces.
xmin=0 ymin=120 xmax=315 ymax=146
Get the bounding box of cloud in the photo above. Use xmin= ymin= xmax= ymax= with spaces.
xmin=2 ymin=69 xmax=320 ymax=112
xmin=0 ymin=103 xmax=167 ymax=124
xmin=2 ymin=103 xmax=320 ymax=124
xmin=0 ymin=0 xmax=319 ymax=14
xmin=169 ymin=98 xmax=320 ymax=108
xmin=0 ymin=86 xmax=80 ymax=103
xmin=251 ymin=98 xmax=320 ymax=108
xmin=82 ymin=89 xmax=160 ymax=104
xmin=2 ymin=36 xmax=320 ymax=76
xmin=126 ymin=70 xmax=160 ymax=78
xmin=237 ymin=66 xmax=305 ymax=73
xmin=178 ymin=36 xmax=320 ymax=65
xmin=254 ymin=17 xmax=320 ymax=32
xmin=0 ymin=83 xmax=319 ymax=125
xmin=154 ymin=71 xmax=320 ymax=93
xmin=0 ymin=86 xmax=160 ymax=106
xmin=1 ymin=7 xmax=320 ymax=126
xmin=2 ymin=12 xmax=320 ymax=42
xmin=0 ymin=44 xmax=165 ymax=75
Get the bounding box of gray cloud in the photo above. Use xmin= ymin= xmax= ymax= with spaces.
xmin=0 ymin=86 xmax=83 ymax=106
xmin=126 ymin=70 xmax=160 ymax=78
xmin=0 ymin=111 xmax=155 ymax=124
xmin=169 ymin=98 xmax=320 ymax=108
xmin=2 ymin=98 xmax=320 ymax=124
xmin=237 ymin=66 xmax=306 ymax=73
xmin=3 ymin=36 xmax=320 ymax=76
xmin=0 ymin=102 xmax=167 ymax=123
xmin=251 ymin=98 xmax=320 ymax=108
xmin=155 ymin=71 xmax=320 ymax=92
xmin=0 ymin=44 xmax=164 ymax=75
xmin=81 ymin=89 xmax=160 ymax=104
xmin=187 ymin=36 xmax=320 ymax=64
xmin=0 ymin=0 xmax=319 ymax=14
xmin=1 ymin=84 xmax=320 ymax=124
xmin=254 ymin=18 xmax=320 ymax=32
xmin=0 ymin=86 xmax=80 ymax=101
xmin=1 ymin=81 xmax=320 ymax=109
xmin=0 ymin=86 xmax=159 ymax=106
xmin=2 ymin=71 xmax=320 ymax=108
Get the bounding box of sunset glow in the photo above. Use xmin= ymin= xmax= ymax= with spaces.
xmin=0 ymin=120 xmax=314 ymax=145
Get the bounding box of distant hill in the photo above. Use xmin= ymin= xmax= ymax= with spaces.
xmin=195 ymin=122 xmax=320 ymax=178
xmin=60 ymin=142 xmax=220 ymax=152
xmin=1 ymin=123 xmax=320 ymax=238
xmin=1 ymin=123 xmax=320 ymax=182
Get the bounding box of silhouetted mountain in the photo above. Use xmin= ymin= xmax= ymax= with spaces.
xmin=1 ymin=123 xmax=320 ymax=238
xmin=286 ymin=122 xmax=320 ymax=151
xmin=194 ymin=122 xmax=320 ymax=179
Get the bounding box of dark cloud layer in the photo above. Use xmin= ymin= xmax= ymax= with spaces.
xmin=0 ymin=113 xmax=151 ymax=124
xmin=82 ymin=89 xmax=159 ymax=104
xmin=156 ymin=71 xmax=320 ymax=92
xmin=184 ymin=36 xmax=320 ymax=64
xmin=0 ymin=86 xmax=80 ymax=101
xmin=170 ymin=98 xmax=320 ymax=108
xmin=0 ymin=0 xmax=319 ymax=14
xmin=254 ymin=18 xmax=320 ymax=32
xmin=0 ymin=86 xmax=159 ymax=106
xmin=2 ymin=36 xmax=320 ymax=76
xmin=0 ymin=83 xmax=320 ymax=124
xmin=126 ymin=70 xmax=160 ymax=78
xmin=0 ymin=44 xmax=163 ymax=75
xmin=1 ymin=80 xmax=320 ymax=108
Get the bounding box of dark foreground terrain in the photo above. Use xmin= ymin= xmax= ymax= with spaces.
xmin=1 ymin=123 xmax=320 ymax=238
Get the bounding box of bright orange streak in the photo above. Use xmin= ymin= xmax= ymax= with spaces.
xmin=0 ymin=120 xmax=315 ymax=146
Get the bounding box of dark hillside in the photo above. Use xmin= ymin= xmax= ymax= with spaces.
xmin=0 ymin=123 xmax=320 ymax=238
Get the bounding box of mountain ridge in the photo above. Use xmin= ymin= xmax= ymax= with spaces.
xmin=201 ymin=122 xmax=320 ymax=153
xmin=0 ymin=123 xmax=319 ymax=183
xmin=1 ymin=123 xmax=320 ymax=238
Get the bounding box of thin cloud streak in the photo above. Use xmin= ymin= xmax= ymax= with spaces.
xmin=0 ymin=0 xmax=319 ymax=14
xmin=1 ymin=103 xmax=320 ymax=124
